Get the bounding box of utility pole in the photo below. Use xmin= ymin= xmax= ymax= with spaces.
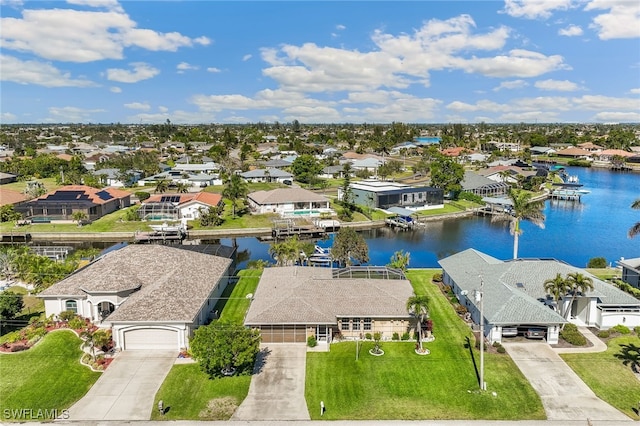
xmin=476 ymin=276 xmax=485 ymax=391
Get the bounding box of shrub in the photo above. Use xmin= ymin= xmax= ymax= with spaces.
xmin=587 ymin=257 xmax=607 ymax=268
xmin=307 ymin=335 xmax=317 ymax=348
xmin=496 ymin=345 xmax=506 ymax=354
xmin=635 ymin=326 xmax=640 ymax=336
xmin=373 ymin=332 xmax=381 ymax=342
xmin=455 ymin=304 xmax=468 ymax=315
xmin=0 ymin=330 xmax=23 ymax=344
xmin=432 ymin=273 xmax=443 ymax=283
xmin=135 ymin=191 xmax=151 ymax=201
xmin=365 ymin=333 xmax=372 ymax=340
xmin=68 ymin=317 xmax=85 ymax=330
xmin=612 ymin=324 xmax=631 ymax=334
xmin=597 ymin=330 xmax=610 ymax=338
xmin=560 ymin=323 xmax=587 ymax=346
xmin=401 ymin=332 xmax=410 ymax=341
xmin=59 ymin=310 xmax=77 ymax=321
xmin=458 ymin=192 xmax=483 ymax=203
xmin=10 ymin=344 xmax=29 ymax=352
xmin=492 ymin=341 xmax=501 ymax=348
xmin=392 ymin=332 xmax=399 ymax=341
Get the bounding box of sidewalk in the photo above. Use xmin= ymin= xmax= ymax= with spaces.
xmin=553 ymin=326 xmax=607 ymax=354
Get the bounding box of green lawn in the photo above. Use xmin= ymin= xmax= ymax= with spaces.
xmin=217 ymin=270 xmax=262 ymax=324
xmin=0 ymin=330 xmax=100 ymax=416
xmin=561 ymin=334 xmax=640 ymax=420
xmin=1 ymin=178 xmax=62 ymax=194
xmin=151 ymin=364 xmax=251 ymax=421
xmin=304 ymin=269 xmax=545 ymax=420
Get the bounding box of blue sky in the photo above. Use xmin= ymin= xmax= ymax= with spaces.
xmin=1 ymin=0 xmax=639 ymax=124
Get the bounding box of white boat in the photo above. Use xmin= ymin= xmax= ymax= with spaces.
xmin=567 ymin=175 xmax=579 ymax=183
xmin=149 ymin=223 xmax=184 ymax=233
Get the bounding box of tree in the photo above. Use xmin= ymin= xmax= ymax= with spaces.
xmin=0 ymin=205 xmax=22 ymax=223
xmin=0 ymin=290 xmax=24 ymax=321
xmin=80 ymin=328 xmax=98 ymax=361
xmin=222 ymin=174 xmax=248 ymax=218
xmin=493 ymin=188 xmax=545 ymax=259
xmin=429 ymin=155 xmax=465 ymax=197
xmin=331 ymin=227 xmax=369 ymax=267
xmin=198 ymin=205 xmax=224 ymax=227
xmin=175 ymin=182 xmax=190 ymax=193
xmin=564 ymin=272 xmax=594 ymax=320
xmin=154 ymin=179 xmax=169 ymax=193
xmin=269 ymin=235 xmax=314 ymax=266
xmin=190 ymin=321 xmax=261 ymax=378
xmin=628 ymin=199 xmax=640 ymax=238
xmin=543 ymin=273 xmax=569 ymax=314
xmin=291 ymin=154 xmax=322 ymax=184
xmin=388 ymin=250 xmax=410 ymax=271
xmin=71 ymin=211 xmax=88 ymax=226
xmin=406 ymin=294 xmax=429 ymax=351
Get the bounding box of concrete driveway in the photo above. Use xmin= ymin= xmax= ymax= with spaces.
xmin=232 ymin=344 xmax=310 ymax=421
xmin=503 ymin=341 xmax=631 ymax=422
xmin=68 ymin=350 xmax=177 ymax=421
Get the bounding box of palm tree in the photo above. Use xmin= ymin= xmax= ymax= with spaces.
xmin=564 ymin=272 xmax=594 ymax=320
xmin=406 ymin=294 xmax=429 ymax=351
xmin=493 ymin=188 xmax=545 ymax=259
xmin=80 ymin=328 xmax=97 ymax=361
xmin=223 ymin=174 xmax=248 ymax=218
xmin=175 ymin=182 xmax=190 ymax=193
xmin=543 ymin=273 xmax=569 ymax=315
xmin=154 ymin=179 xmax=169 ymax=194
xmin=71 ymin=211 xmax=88 ymax=226
xmin=628 ymin=199 xmax=640 ymax=238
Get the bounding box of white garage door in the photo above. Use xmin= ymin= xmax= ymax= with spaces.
xmin=123 ymin=328 xmax=179 ymax=350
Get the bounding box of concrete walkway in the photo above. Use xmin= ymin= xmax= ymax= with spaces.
xmin=503 ymin=341 xmax=631 ymax=422
xmin=553 ymin=326 xmax=608 ymax=354
xmin=68 ymin=350 xmax=177 ymax=421
xmin=232 ymin=344 xmax=310 ymax=421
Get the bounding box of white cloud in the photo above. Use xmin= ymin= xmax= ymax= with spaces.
xmin=0 ymin=112 xmax=18 ymax=123
xmin=585 ymin=0 xmax=640 ymax=39
xmin=572 ymin=94 xmax=640 ymax=110
xmin=493 ymin=79 xmax=528 ymax=91
xmin=124 ymin=102 xmax=151 ymax=111
xmin=66 ymin=0 xmax=124 ymax=12
xmin=207 ymin=67 xmax=221 ymax=73
xmin=502 ymin=0 xmax=573 ymax=19
xmin=0 ymin=54 xmax=95 ymax=87
xmin=534 ymin=79 xmax=581 ymax=91
xmin=336 ymin=24 xmax=346 ymax=31
xmin=0 ymin=4 xmax=210 ymax=63
xmin=110 ymin=86 xmax=122 ymax=93
xmin=158 ymin=106 xmax=168 ymax=113
xmin=242 ymin=54 xmax=252 ymax=61
xmin=177 ymin=62 xmax=199 ymax=73
xmin=630 ymin=88 xmax=640 ymax=94
xmin=592 ymin=111 xmax=640 ymax=122
xmin=106 ymin=62 xmax=159 ymax=83
xmin=558 ymin=24 xmax=583 ymax=36
xmin=46 ymin=106 xmax=105 ymax=123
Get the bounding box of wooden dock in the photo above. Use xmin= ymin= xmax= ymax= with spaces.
xmin=134 ymin=230 xmax=187 ymax=244
xmin=271 ymin=219 xmax=328 ymax=240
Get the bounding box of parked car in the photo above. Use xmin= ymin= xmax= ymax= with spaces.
xmin=502 ymin=327 xmax=518 ymax=337
xmin=525 ymin=328 xmax=546 ymax=339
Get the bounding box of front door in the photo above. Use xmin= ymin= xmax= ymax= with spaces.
xmin=317 ymin=325 xmax=328 ymax=341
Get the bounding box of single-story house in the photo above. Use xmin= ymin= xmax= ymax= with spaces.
xmin=93 ymin=168 xmax=141 ymax=187
xmin=39 ymin=244 xmax=234 ymax=351
xmin=247 ymin=188 xmax=331 ymax=216
xmin=439 ymin=249 xmax=640 ymax=344
xmin=529 ymin=146 xmax=557 ymax=156
xmin=138 ymin=192 xmax=223 ymax=221
xmin=0 ymin=172 xmax=18 ymax=184
xmin=239 ymin=168 xmax=293 ymax=183
xmin=461 ymin=171 xmax=510 ymax=198
xmin=171 ymin=162 xmax=220 ymax=175
xmin=15 ymin=185 xmax=131 ymax=222
xmin=555 ymin=147 xmax=593 ymax=159
xmin=350 ymin=157 xmax=383 ymax=172
xmin=138 ymin=170 xmax=221 ymax=188
xmin=0 ymin=187 xmax=29 ymax=208
xmin=244 ymin=266 xmax=415 ymax=343
xmin=618 ymin=257 xmax=640 ymax=288
xmin=339 ymin=180 xmax=444 ymax=211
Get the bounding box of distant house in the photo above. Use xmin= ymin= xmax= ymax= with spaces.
xmin=239 ymin=168 xmax=293 ymax=183
xmin=350 ymin=157 xmax=383 ymax=172
xmin=244 ymin=266 xmax=414 ymax=343
xmin=529 ymin=146 xmax=557 ymax=156
xmin=439 ymin=249 xmax=640 ymax=344
xmin=461 ymin=171 xmax=509 ymax=197
xmin=0 ymin=172 xmax=18 ymax=185
xmin=138 ymin=170 xmax=221 ymax=188
xmin=15 ymin=185 xmax=131 ymax=222
xmin=0 ymin=187 xmax=29 ymax=208
xmin=138 ymin=192 xmax=223 ymax=221
xmin=339 ymin=180 xmax=443 ymax=211
xmin=555 ymin=147 xmax=592 ymax=159
xmin=476 ymin=165 xmax=538 ymax=184
xmin=93 ymin=168 xmax=141 ymax=187
xmin=247 ymin=188 xmax=331 ymax=216
xmin=39 ymin=244 xmax=234 ymax=351
xmin=171 ymin=162 xmax=219 ymax=175
xmin=618 ymin=257 xmax=640 ymax=289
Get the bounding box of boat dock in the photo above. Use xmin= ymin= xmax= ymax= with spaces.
xmin=30 ymin=245 xmax=73 ymax=260
xmin=271 ymin=219 xmax=328 ymax=240
xmin=0 ymin=231 xmax=31 ymax=244
xmin=385 ymin=215 xmax=414 ymax=229
xmin=134 ymin=228 xmax=187 ymax=244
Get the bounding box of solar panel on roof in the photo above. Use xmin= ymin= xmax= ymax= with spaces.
xmin=95 ymin=190 xmax=114 ymax=201
xmin=46 ymin=191 xmax=86 ymax=201
xmin=160 ymin=196 xmax=170 ymax=202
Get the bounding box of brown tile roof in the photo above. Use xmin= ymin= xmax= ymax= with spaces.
xmin=0 ymin=187 xmax=29 ymax=206
xmin=144 ymin=191 xmax=222 ymax=206
xmin=599 ymin=149 xmax=634 ymax=157
xmin=244 ymin=267 xmax=414 ymax=325
xmin=40 ymin=244 xmax=233 ymax=323
xmin=34 ymin=185 xmax=130 ymax=205
xmin=247 ymin=188 xmax=329 ymax=205
xmin=555 ymin=147 xmax=591 ymax=157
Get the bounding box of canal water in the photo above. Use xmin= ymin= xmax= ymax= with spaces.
xmin=220 ymin=166 xmax=640 ymax=269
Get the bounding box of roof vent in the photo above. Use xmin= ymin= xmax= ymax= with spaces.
xmin=516 ymin=282 xmax=525 ymax=288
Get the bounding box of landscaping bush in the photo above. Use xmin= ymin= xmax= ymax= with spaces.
xmin=635 ymin=326 xmax=640 ymax=336
xmin=68 ymin=317 xmax=85 ymax=330
xmin=496 ymin=345 xmax=506 ymax=354
xmin=307 ymin=335 xmax=317 ymax=348
xmin=597 ymin=330 xmax=610 ymax=338
xmin=135 ymin=191 xmax=151 ymax=201
xmin=432 ymin=273 xmax=443 ymax=283
xmin=458 ymin=192 xmax=483 ymax=203
xmin=0 ymin=330 xmax=23 ymax=344
xmin=365 ymin=333 xmax=372 ymax=340
xmin=587 ymin=257 xmax=607 ymax=268
xmin=59 ymin=310 xmax=76 ymax=321
xmin=560 ymin=323 xmax=587 ymax=346
xmin=10 ymin=343 xmax=29 ymax=352
xmin=401 ymin=332 xmax=410 ymax=341
xmin=611 ymin=324 xmax=630 ymax=334
xmin=454 ymin=304 xmax=468 ymax=315
xmin=392 ymin=332 xmax=399 ymax=341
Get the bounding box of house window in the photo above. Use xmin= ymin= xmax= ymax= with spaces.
xmin=352 ymin=317 xmax=361 ymax=331
xmin=363 ymin=318 xmax=372 ymax=331
xmin=341 ymin=320 xmax=350 ymax=331
xmin=65 ymin=300 xmax=77 ymax=313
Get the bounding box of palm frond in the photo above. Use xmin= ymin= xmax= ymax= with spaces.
xmin=629 ymin=222 xmax=640 ymax=238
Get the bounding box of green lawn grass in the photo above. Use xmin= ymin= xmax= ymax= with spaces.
xmin=304 ymin=269 xmax=545 ymax=420
xmin=1 ymin=178 xmax=62 ymax=194
xmin=150 ymin=364 xmax=251 ymax=420
xmin=561 ymin=334 xmax=640 ymax=420
xmin=217 ymin=270 xmax=262 ymax=324
xmin=0 ymin=330 xmax=100 ymax=416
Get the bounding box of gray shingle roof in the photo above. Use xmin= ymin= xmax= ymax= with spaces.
xmin=40 ymin=245 xmax=232 ymax=322
xmin=248 ymin=188 xmax=329 ymax=205
xmin=244 ymin=267 xmax=414 ymax=325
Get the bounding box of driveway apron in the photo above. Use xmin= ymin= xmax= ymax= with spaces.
xmin=68 ymin=350 xmax=177 ymax=421
xmin=504 ymin=342 xmax=631 ymax=422
xmin=232 ymin=344 xmax=310 ymax=421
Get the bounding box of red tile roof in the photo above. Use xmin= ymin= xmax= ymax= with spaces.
xmin=0 ymin=187 xmax=29 ymax=206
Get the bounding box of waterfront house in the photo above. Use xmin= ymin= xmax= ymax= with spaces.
xmin=439 ymin=249 xmax=640 ymax=344
xmin=39 ymin=244 xmax=234 ymax=351
xmin=0 ymin=187 xmax=29 ymax=208
xmin=138 ymin=192 xmax=223 ymax=221
xmin=15 ymin=185 xmax=131 ymax=222
xmin=461 ymin=171 xmax=510 ymax=197
xmin=239 ymin=168 xmax=293 ymax=183
xmin=247 ymin=188 xmax=331 ymax=216
xmin=339 ymin=180 xmax=444 ymax=211
xmin=618 ymin=257 xmax=640 ymax=288
xmin=244 ymin=266 xmax=414 ymax=343
xmin=555 ymin=147 xmax=593 ymax=160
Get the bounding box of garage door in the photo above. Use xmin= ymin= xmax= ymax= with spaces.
xmin=123 ymin=328 xmax=179 ymax=350
xmin=259 ymin=325 xmax=307 ymax=343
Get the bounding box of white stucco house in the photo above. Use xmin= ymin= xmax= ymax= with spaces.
xmin=39 ymin=244 xmax=234 ymax=351
xmin=439 ymin=249 xmax=640 ymax=344
xmin=247 ymin=187 xmax=332 ymax=216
